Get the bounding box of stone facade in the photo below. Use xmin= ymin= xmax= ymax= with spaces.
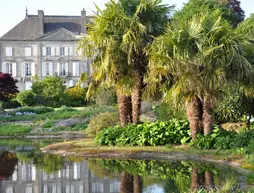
xmin=0 ymin=10 xmax=91 ymax=91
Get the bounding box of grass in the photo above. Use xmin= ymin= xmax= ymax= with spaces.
xmin=0 ymin=124 xmax=31 ymax=136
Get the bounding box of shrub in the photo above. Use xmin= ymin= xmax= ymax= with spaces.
xmin=11 ymin=106 xmax=54 ymax=114
xmin=96 ymin=119 xmax=191 ymax=146
xmin=64 ymin=85 xmax=88 ymax=107
xmin=87 ymin=112 xmax=120 ymax=137
xmin=0 ymin=124 xmax=31 ymax=136
xmin=153 ymin=102 xmax=186 ymax=121
xmin=16 ymin=90 xmax=36 ymax=107
xmin=0 ymin=99 xmax=21 ymax=109
xmin=95 ymin=86 xmax=117 ymax=106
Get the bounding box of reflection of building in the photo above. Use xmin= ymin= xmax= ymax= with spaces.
xmin=0 ymin=160 xmax=121 ymax=193
xmin=0 ymin=9 xmax=92 ymax=91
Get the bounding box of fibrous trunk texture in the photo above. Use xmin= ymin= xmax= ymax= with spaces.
xmin=117 ymin=91 xmax=131 ymax=127
xmin=202 ymin=99 xmax=213 ymax=135
xmin=133 ymin=176 xmax=142 ymax=193
xmin=120 ymin=172 xmax=133 ymax=193
xmin=205 ymin=171 xmax=214 ymax=190
xmin=190 ymin=168 xmax=200 ymax=192
xmin=186 ymin=97 xmax=202 ymax=139
xmin=131 ymin=72 xmax=143 ymax=124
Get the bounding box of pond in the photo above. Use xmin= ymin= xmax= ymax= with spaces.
xmin=0 ymin=139 xmax=252 ymax=193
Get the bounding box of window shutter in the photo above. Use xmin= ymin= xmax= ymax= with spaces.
xmin=69 ymin=47 xmax=74 ymax=56
xmin=12 ymin=63 xmax=17 ymax=77
xmin=22 ymin=62 xmax=25 ymax=76
xmin=72 ymin=62 xmax=76 ymax=76
xmin=49 ymin=62 xmax=54 ymax=76
xmin=2 ymin=62 xmax=6 ymax=73
xmin=31 ymin=62 xmax=35 ymax=76
xmin=56 ymin=47 xmax=60 ymax=56
xmin=51 ymin=47 xmax=55 ymax=56
xmin=42 ymin=47 xmax=46 ymax=56
xmin=65 ymin=47 xmax=69 ymax=56
xmin=76 ymin=63 xmax=80 ymax=76
xmin=57 ymin=63 xmax=60 ymax=76
xmin=10 ymin=47 xmax=13 ymax=56
xmin=65 ymin=63 xmax=69 ymax=76
xmin=42 ymin=62 xmax=46 ymax=77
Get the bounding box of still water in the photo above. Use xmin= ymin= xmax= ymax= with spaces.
xmin=0 ymin=139 xmax=251 ymax=193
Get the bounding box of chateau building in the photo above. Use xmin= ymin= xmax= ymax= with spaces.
xmin=0 ymin=9 xmax=92 ymax=91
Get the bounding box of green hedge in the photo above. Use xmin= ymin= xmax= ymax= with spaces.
xmin=96 ymin=119 xmax=191 ymax=146
xmin=0 ymin=124 xmax=31 ymax=136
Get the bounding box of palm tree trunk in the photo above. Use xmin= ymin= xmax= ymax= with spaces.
xmin=117 ymin=91 xmax=129 ymax=127
xmin=202 ymin=99 xmax=213 ymax=135
xmin=131 ymin=72 xmax=143 ymax=124
xmin=120 ymin=172 xmax=133 ymax=193
xmin=205 ymin=171 xmax=214 ymax=191
xmin=190 ymin=168 xmax=200 ymax=192
xmin=126 ymin=96 xmax=132 ymax=124
xmin=186 ymin=97 xmax=202 ymax=140
xmin=133 ymin=176 xmax=142 ymax=193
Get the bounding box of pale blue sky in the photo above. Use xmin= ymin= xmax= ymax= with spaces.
xmin=0 ymin=0 xmax=252 ymax=37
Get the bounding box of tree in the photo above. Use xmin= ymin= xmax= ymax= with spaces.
xmin=174 ymin=0 xmax=244 ymax=26
xmin=0 ymin=73 xmax=19 ymax=101
xmin=147 ymin=13 xmax=253 ymax=139
xmin=80 ymin=0 xmax=173 ymax=126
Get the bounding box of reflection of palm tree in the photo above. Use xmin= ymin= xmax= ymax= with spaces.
xmin=134 ymin=176 xmax=142 ymax=193
xmin=120 ymin=172 xmax=133 ymax=193
xmin=0 ymin=152 xmax=18 ymax=180
xmin=190 ymin=168 xmax=214 ymax=192
xmin=120 ymin=173 xmax=143 ymax=193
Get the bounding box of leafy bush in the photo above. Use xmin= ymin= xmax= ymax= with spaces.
xmin=96 ymin=119 xmax=191 ymax=146
xmin=153 ymin=102 xmax=186 ymax=121
xmin=233 ymin=130 xmax=254 ymax=148
xmin=0 ymin=124 xmax=31 ymax=136
xmin=0 ymin=99 xmax=21 ymax=109
xmin=94 ymin=86 xmax=117 ymax=106
xmin=87 ymin=112 xmax=119 ymax=137
xmin=12 ymin=106 xmax=54 ymax=114
xmin=16 ymin=90 xmax=36 ymax=106
xmin=64 ymin=85 xmax=87 ymax=107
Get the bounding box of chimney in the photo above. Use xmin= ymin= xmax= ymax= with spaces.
xmin=38 ymin=10 xmax=44 ymax=35
xmin=81 ymin=8 xmax=87 ymax=34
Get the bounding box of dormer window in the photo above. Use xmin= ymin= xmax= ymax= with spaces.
xmin=46 ymin=47 xmax=51 ymax=56
xmin=60 ymin=47 xmax=65 ymax=56
xmin=6 ymin=47 xmax=13 ymax=56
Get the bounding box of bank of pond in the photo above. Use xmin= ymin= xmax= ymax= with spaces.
xmin=0 ymin=139 xmax=253 ymax=193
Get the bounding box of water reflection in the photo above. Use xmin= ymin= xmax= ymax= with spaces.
xmin=0 ymin=140 xmax=251 ymax=193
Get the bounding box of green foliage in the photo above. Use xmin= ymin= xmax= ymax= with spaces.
xmin=153 ymin=102 xmax=186 ymax=121
xmin=173 ymin=0 xmax=243 ymax=27
xmin=0 ymin=99 xmax=21 ymax=109
xmin=96 ymin=119 xmax=191 ymax=146
xmin=191 ymin=127 xmax=254 ymax=150
xmin=64 ymin=85 xmax=87 ymax=107
xmin=87 ymin=112 xmax=119 ymax=137
xmin=16 ymin=90 xmax=36 ymax=107
xmin=11 ymin=106 xmax=54 ymax=114
xmin=0 ymin=124 xmax=31 ymax=136
xmin=94 ymin=86 xmax=117 ymax=106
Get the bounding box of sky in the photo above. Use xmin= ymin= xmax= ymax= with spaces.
xmin=0 ymin=0 xmax=252 ymax=37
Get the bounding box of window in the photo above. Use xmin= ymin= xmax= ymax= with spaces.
xmin=25 ymin=63 xmax=32 ymax=76
xmin=25 ymin=47 xmax=32 ymax=56
xmin=60 ymin=47 xmax=65 ymax=56
xmin=46 ymin=63 xmax=50 ymax=76
xmin=6 ymin=47 xmax=13 ymax=56
xmin=6 ymin=63 xmax=12 ymax=75
xmin=60 ymin=63 xmax=65 ymax=76
xmin=46 ymin=47 xmax=51 ymax=56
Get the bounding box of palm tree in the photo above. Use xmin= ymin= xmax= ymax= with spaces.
xmin=147 ymin=13 xmax=253 ymax=139
xmin=79 ymin=0 xmax=173 ymax=126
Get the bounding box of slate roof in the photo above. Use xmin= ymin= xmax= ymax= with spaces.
xmin=0 ymin=14 xmax=92 ymax=41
